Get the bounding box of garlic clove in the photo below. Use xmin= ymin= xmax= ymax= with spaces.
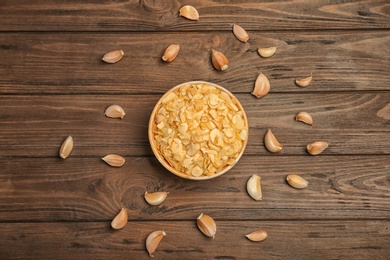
xmin=105 ymin=104 xmax=125 ymax=119
xmin=144 ymin=191 xmax=169 ymax=206
xmin=247 ymin=174 xmax=262 ymax=201
xmin=146 ymin=230 xmax=166 ymax=257
xmin=286 ymin=174 xmax=309 ymax=189
xmin=251 ymin=73 xmax=270 ymax=98
xmin=257 ymin=46 xmax=277 ymax=58
xmin=102 ymin=49 xmax=124 ymax=64
xmin=179 ymin=5 xmax=199 ymax=21
xmin=211 ymin=49 xmax=229 ymax=71
xmin=245 ymin=230 xmax=268 ymax=242
xmin=233 ymin=24 xmax=249 ymax=43
xmin=162 ymin=44 xmax=180 ymax=62
xmin=307 ymin=141 xmax=328 ymax=155
xmin=264 ymin=129 xmax=283 ymax=153
xmin=295 ymin=112 xmax=313 ymax=126
xmin=59 ymin=136 xmax=73 ymax=159
xmin=102 ymin=154 xmax=125 ymax=167
xmin=295 ymin=74 xmax=313 ymax=87
xmin=197 ymin=213 xmax=217 ymax=238
xmin=111 ymin=208 xmax=128 ymax=230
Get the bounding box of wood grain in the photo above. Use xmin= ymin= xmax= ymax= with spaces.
xmin=0 ymin=156 xmax=388 ymax=221
xmin=1 ymin=1 xmax=389 ymax=258
xmin=0 ymin=93 xmax=389 ymax=157
xmin=0 ymin=31 xmax=389 ymax=94
xmin=0 ymin=221 xmax=388 ymax=259
xmin=0 ymin=0 xmax=389 ymax=32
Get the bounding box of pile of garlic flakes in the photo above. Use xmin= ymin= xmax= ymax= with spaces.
xmin=153 ymin=83 xmax=247 ymax=177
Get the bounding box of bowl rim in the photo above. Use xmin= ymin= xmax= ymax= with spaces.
xmin=148 ymin=81 xmax=249 ymax=180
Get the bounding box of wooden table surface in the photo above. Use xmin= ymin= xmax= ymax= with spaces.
xmin=0 ymin=1 xmax=389 ymax=259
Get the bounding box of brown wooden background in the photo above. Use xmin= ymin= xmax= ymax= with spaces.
xmin=0 ymin=0 xmax=389 ymax=259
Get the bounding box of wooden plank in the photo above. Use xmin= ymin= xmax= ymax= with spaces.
xmin=0 ymin=93 xmax=389 ymax=157
xmin=0 ymin=156 xmax=388 ymax=221
xmin=0 ymin=220 xmax=388 ymax=259
xmin=0 ymin=0 xmax=389 ymax=32
xmin=0 ymin=31 xmax=389 ymax=94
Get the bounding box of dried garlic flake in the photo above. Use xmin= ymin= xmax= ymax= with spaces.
xmin=153 ymin=83 xmax=247 ymax=177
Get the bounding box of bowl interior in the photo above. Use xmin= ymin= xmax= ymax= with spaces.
xmin=148 ymin=81 xmax=248 ymax=180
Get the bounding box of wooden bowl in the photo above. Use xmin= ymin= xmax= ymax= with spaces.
xmin=148 ymin=81 xmax=248 ymax=180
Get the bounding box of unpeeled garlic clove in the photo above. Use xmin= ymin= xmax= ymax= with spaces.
xmin=162 ymin=44 xmax=180 ymax=63
xmin=105 ymin=104 xmax=125 ymax=119
xmin=286 ymin=174 xmax=309 ymax=189
xmin=111 ymin=208 xmax=128 ymax=230
xmin=102 ymin=49 xmax=124 ymax=64
xmin=264 ymin=129 xmax=283 ymax=153
xmin=197 ymin=213 xmax=217 ymax=238
xmin=144 ymin=191 xmax=169 ymax=206
xmin=179 ymin=5 xmax=199 ymax=21
xmin=295 ymin=74 xmax=313 ymax=87
xmin=247 ymin=174 xmax=262 ymax=201
xmin=258 ymin=46 xmax=277 ymax=58
xmin=307 ymin=141 xmax=328 ymax=155
xmin=295 ymin=112 xmax=313 ymax=126
xmin=146 ymin=230 xmax=166 ymax=257
xmin=102 ymin=154 xmax=125 ymax=167
xmin=59 ymin=136 xmax=73 ymax=159
xmin=233 ymin=24 xmax=249 ymax=43
xmin=245 ymin=230 xmax=268 ymax=242
xmin=251 ymin=73 xmax=270 ymax=98
xmin=211 ymin=49 xmax=229 ymax=71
